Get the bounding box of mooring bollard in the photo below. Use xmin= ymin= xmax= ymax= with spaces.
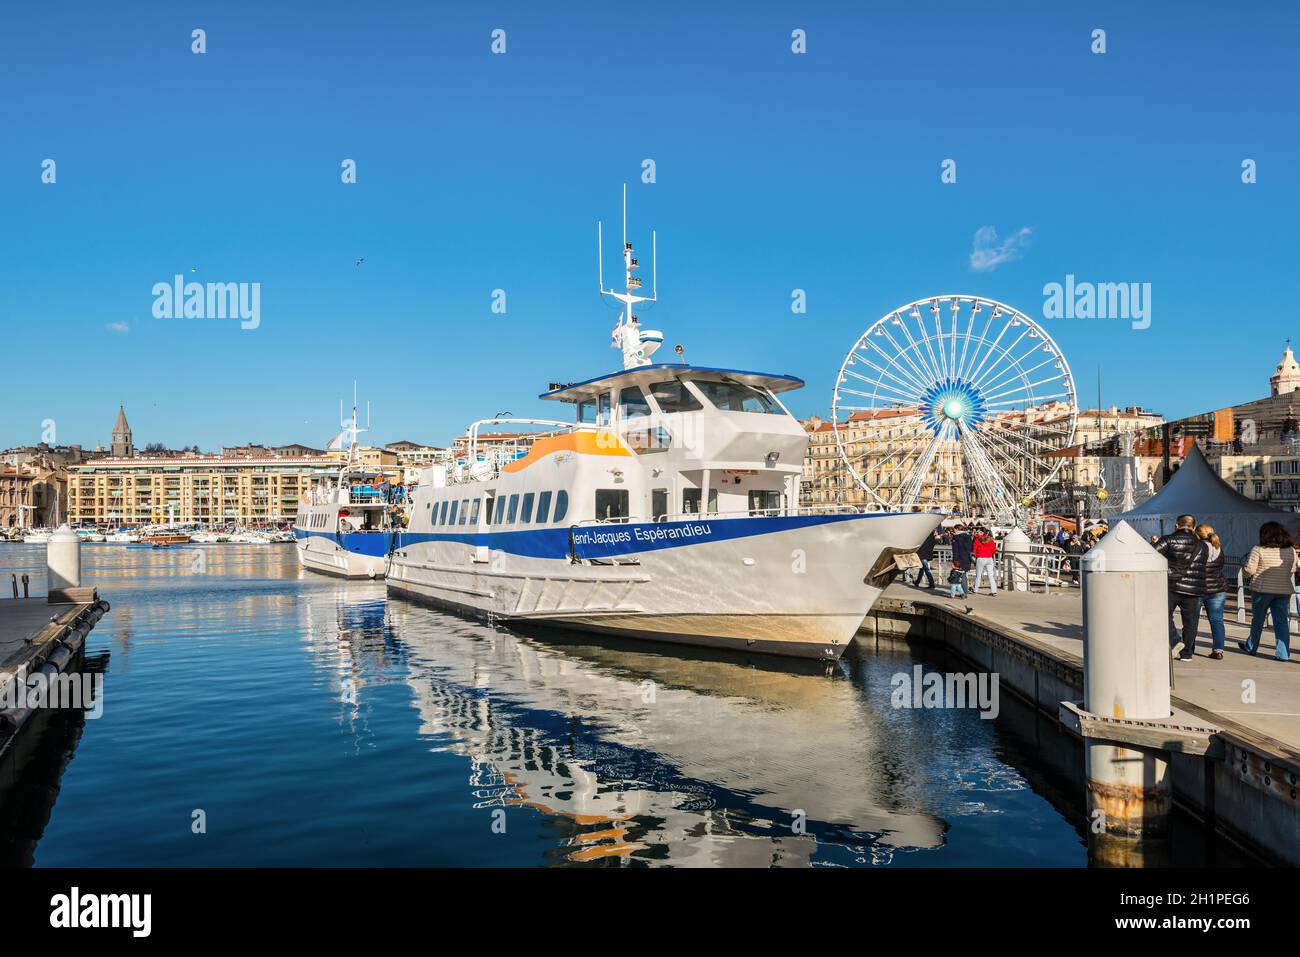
xmin=1002 ymin=527 xmax=1031 ymax=591
xmin=1080 ymin=520 xmax=1172 ymax=838
xmin=47 ymin=524 xmax=82 ymax=595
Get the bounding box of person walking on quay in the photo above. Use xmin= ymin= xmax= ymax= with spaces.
xmin=971 ymin=527 xmax=999 ymax=596
xmin=1154 ymin=513 xmax=1208 ymax=661
xmin=949 ymin=524 xmax=973 ymax=598
xmin=1195 ymin=523 xmax=1228 ymax=660
xmin=913 ymin=528 xmax=939 ymax=588
xmin=1238 ymin=521 xmax=1297 ymax=662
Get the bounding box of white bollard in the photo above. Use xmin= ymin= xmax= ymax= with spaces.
xmin=1080 ymin=520 xmax=1171 ymax=837
xmin=47 ymin=524 xmax=82 ymax=594
xmin=1002 ymin=527 xmax=1032 ymax=591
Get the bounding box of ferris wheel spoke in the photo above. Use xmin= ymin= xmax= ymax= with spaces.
xmin=898 ymin=430 xmax=946 ymax=506
xmin=961 ymin=308 xmax=998 ymax=382
xmin=947 ymin=301 xmax=963 ymax=381
xmin=984 ymin=391 xmax=1071 ymax=409
xmin=970 ymin=332 xmax=1037 ymax=392
xmin=895 ymin=312 xmax=942 ymax=386
xmin=954 ymin=302 xmax=979 ymax=381
xmin=957 ymin=422 xmax=1016 ymax=517
xmin=845 ymin=353 xmax=928 ymax=400
xmin=978 ymin=424 xmax=1051 ymax=479
xmin=930 ymin=302 xmax=951 ymax=381
xmin=984 ymin=376 xmax=1072 ymax=404
xmin=877 ymin=324 xmax=938 ymax=391
xmin=980 ymin=353 xmax=1062 ymax=399
xmin=984 ymin=421 xmax=1072 ymax=455
xmin=963 ymin=319 xmax=1019 ymax=386
xmin=910 ymin=308 xmax=947 ymax=384
xmin=840 ymin=364 xmax=924 ymax=402
xmin=977 ymin=344 xmax=1057 ymax=398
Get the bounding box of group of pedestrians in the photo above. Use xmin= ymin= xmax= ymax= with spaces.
xmin=1157 ymin=514 xmax=1294 ymax=662
xmin=911 ymin=525 xmax=999 ymax=598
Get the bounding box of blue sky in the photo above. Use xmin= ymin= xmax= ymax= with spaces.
xmin=2 ymin=0 xmax=1296 ymax=451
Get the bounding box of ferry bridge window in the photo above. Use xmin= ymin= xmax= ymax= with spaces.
xmin=449 ymin=500 xmax=459 ymax=525
xmin=553 ymin=490 xmax=569 ymax=524
xmin=648 ymin=380 xmax=702 ymax=413
xmin=577 ymin=401 xmax=597 ymax=424
xmin=468 ymin=499 xmax=480 ymax=524
xmin=596 ymin=392 xmax=613 ymax=427
xmin=618 ymin=387 xmax=652 ymax=420
xmin=748 ymin=489 xmax=782 ymax=515
xmin=506 ymin=494 xmax=519 ymax=523
xmin=536 ymin=490 xmax=553 ymax=524
xmin=439 ymin=500 xmax=449 ymax=525
xmin=520 ymin=492 xmax=535 ymax=523
xmin=652 ymin=488 xmax=668 ymax=522
xmin=624 ymin=426 xmax=671 ymax=452
xmin=695 ymin=380 xmax=781 ymax=414
xmin=682 ymin=488 xmax=718 ymax=514
xmin=595 ymin=488 xmax=629 ymax=522
xmin=459 ymin=499 xmax=471 ymax=525
xmin=494 ymin=496 xmax=507 ymax=524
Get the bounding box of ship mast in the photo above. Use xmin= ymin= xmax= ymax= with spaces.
xmin=336 ymin=382 xmax=369 ymax=488
xmin=598 ymin=184 xmax=662 ymax=369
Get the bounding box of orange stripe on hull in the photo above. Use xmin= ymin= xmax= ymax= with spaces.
xmin=501 ymin=431 xmax=632 ymax=473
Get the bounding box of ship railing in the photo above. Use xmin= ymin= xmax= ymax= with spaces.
xmin=572 ymin=502 xmax=933 ymax=527
xmin=930 ymin=542 xmax=1072 ymax=592
xmin=447 ymin=424 xmax=613 ymax=485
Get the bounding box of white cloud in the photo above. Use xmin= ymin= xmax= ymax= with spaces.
xmin=970 ymin=226 xmax=1032 ymax=272
xmin=106 ymin=321 xmax=130 ymax=334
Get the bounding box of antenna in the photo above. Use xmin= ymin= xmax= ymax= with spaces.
xmin=598 ymin=183 xmax=664 ymax=370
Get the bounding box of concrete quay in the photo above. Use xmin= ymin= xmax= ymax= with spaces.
xmin=861 ymin=581 xmax=1300 ymax=865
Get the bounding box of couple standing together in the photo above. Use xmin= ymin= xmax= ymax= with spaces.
xmin=1157 ymin=514 xmax=1294 ymax=662
xmin=946 ymin=526 xmax=999 ymax=598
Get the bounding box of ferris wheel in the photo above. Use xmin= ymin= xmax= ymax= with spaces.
xmin=831 ymin=295 xmax=1077 ymax=520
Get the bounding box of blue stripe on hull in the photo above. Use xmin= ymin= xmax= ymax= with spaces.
xmin=395 ymin=511 xmax=908 ymax=561
xmin=295 ymin=528 xmax=395 ymax=557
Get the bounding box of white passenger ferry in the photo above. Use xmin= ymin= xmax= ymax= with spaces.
xmin=388 ymin=191 xmax=941 ymax=659
xmin=295 ymin=396 xmax=409 ymax=579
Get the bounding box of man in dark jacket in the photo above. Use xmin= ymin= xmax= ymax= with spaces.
xmin=949 ymin=525 xmax=974 ymax=598
xmin=1154 ymin=513 xmax=1208 ymax=661
xmin=912 ymin=529 xmax=939 ymax=588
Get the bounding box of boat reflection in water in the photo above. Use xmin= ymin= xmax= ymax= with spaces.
xmin=303 ymin=585 xmax=959 ymax=866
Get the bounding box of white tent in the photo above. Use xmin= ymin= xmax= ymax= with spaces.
xmin=1114 ymin=444 xmax=1300 ymax=565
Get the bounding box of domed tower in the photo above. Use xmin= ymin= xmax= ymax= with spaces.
xmin=1271 ymin=344 xmax=1300 ymax=397
xmin=111 ymin=405 xmax=134 ymax=458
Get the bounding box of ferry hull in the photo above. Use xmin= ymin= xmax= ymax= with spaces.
xmin=295 ymin=530 xmax=392 ymax=579
xmin=387 ymin=511 xmax=940 ymax=659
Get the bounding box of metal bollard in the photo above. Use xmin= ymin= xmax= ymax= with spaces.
xmin=1080 ymin=520 xmax=1172 ymax=838
xmin=1002 ymin=528 xmax=1032 ymax=591
xmin=47 ymin=524 xmax=82 ymax=594
xmin=20 ymin=574 xmax=28 ymax=599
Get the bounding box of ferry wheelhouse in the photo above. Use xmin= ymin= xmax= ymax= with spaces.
xmin=387 ymin=190 xmax=941 ymax=658
xmin=295 ymin=395 xmax=410 ymax=579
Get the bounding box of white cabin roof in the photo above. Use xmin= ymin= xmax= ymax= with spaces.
xmin=540 ymin=364 xmax=805 ymax=403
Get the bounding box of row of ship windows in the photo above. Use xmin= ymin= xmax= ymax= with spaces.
xmin=429 ymin=490 xmax=570 ymax=528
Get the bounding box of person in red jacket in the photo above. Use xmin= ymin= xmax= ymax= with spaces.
xmin=972 ymin=528 xmax=999 ymax=596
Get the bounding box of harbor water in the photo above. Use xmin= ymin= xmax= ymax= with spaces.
xmin=0 ymin=544 xmax=1247 ymax=867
